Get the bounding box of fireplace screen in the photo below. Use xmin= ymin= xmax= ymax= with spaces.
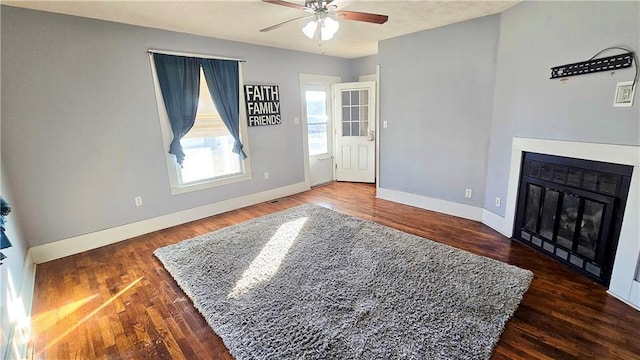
xmin=515 ymin=153 xmax=632 ymax=285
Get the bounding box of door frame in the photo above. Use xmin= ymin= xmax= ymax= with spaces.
xmin=358 ymin=66 xmax=381 ymax=188
xmin=299 ymin=74 xmax=341 ymax=188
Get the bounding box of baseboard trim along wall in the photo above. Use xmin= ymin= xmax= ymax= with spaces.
xmin=481 ymin=209 xmax=512 ymax=238
xmin=376 ymin=187 xmax=483 ymax=222
xmin=608 ymin=287 xmax=640 ymax=311
xmin=29 ymin=182 xmax=310 ymax=264
xmin=627 ymin=280 xmax=640 ymax=309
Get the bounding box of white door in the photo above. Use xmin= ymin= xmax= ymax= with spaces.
xmin=334 ymin=81 xmax=376 ymax=183
xmin=304 ymin=84 xmax=334 ymax=186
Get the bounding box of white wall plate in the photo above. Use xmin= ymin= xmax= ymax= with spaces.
xmin=613 ymin=81 xmax=636 ymax=107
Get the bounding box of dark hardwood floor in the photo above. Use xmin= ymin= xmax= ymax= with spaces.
xmin=29 ymin=182 xmax=640 ymax=359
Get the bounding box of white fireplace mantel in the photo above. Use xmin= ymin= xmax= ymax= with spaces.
xmin=485 ymin=137 xmax=640 ymax=310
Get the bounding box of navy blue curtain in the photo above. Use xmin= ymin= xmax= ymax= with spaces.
xmin=201 ymin=59 xmax=247 ymax=159
xmin=153 ymin=54 xmax=201 ymax=166
xmin=0 ymin=197 xmax=11 ymax=251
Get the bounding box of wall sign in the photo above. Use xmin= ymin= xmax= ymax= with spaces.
xmin=244 ymin=85 xmax=281 ymax=127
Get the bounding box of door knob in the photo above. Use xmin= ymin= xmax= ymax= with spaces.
xmin=368 ymin=130 xmax=375 ymax=141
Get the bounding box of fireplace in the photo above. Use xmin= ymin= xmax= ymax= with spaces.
xmin=514 ymin=152 xmax=633 ymax=285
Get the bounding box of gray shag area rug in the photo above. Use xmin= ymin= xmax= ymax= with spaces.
xmin=154 ymin=204 xmax=533 ymax=360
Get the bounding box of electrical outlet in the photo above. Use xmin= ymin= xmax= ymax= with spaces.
xmin=383 ymin=121 xmax=388 ymax=128
xmin=465 ymin=189 xmax=472 ymax=198
xmin=264 ymin=172 xmax=269 ymax=179
xmin=614 ymin=81 xmax=635 ymax=107
xmin=134 ymin=196 xmax=143 ymax=206
xmin=495 ymin=197 xmax=501 ymax=207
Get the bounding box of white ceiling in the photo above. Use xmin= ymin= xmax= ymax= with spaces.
xmin=2 ymin=0 xmax=520 ymax=59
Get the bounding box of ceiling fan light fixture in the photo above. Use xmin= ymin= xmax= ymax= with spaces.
xmin=302 ymin=19 xmax=317 ymax=39
xmin=320 ymin=23 xmax=335 ymax=41
xmin=323 ymin=16 xmax=339 ymax=34
xmin=302 ymin=12 xmax=339 ymax=41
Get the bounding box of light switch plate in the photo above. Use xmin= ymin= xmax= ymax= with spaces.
xmin=613 ymin=81 xmax=635 ymax=107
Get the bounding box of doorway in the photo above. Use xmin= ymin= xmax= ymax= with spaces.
xmin=300 ymin=73 xmax=340 ymax=187
xmin=300 ymin=74 xmax=377 ymax=187
xmin=304 ymin=84 xmax=334 ymax=186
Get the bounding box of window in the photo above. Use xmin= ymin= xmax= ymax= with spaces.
xmin=150 ymin=53 xmax=251 ymax=194
xmin=305 ymin=90 xmax=329 ymax=156
xmin=180 ymin=69 xmax=242 ymax=184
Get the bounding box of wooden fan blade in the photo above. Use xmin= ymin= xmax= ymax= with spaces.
xmin=262 ymin=0 xmax=308 ymax=11
xmin=335 ymin=10 xmax=388 ymax=24
xmin=260 ymin=15 xmax=310 ymax=32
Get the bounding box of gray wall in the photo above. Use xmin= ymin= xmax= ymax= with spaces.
xmin=378 ymin=15 xmax=501 ymax=207
xmin=485 ymin=1 xmax=640 ymax=216
xmin=350 ymin=54 xmax=379 ymax=80
xmin=1 ymin=6 xmax=351 ymax=247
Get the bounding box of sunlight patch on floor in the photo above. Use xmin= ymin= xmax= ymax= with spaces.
xmin=36 ymin=276 xmax=143 ymax=356
xmin=228 ymin=217 xmax=307 ymax=299
xmin=33 ymin=293 xmax=98 ymax=334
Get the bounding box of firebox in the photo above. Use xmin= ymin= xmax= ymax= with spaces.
xmin=514 ymin=152 xmax=633 ymax=286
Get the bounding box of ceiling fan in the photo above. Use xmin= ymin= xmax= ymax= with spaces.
xmin=260 ymin=0 xmax=389 ymax=41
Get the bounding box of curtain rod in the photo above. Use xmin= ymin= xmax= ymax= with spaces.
xmin=147 ymin=49 xmax=246 ymax=62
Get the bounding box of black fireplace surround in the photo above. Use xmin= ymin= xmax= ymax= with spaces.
xmin=514 ymin=152 xmax=632 ymax=286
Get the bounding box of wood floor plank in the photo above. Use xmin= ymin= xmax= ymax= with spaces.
xmin=28 ymin=182 xmax=640 ymax=359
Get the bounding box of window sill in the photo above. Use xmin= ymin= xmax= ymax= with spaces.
xmin=170 ymin=172 xmax=253 ymax=195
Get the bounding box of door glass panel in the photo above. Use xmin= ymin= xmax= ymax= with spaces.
xmin=342 ymin=107 xmax=350 ymax=121
xmin=351 ymin=107 xmax=359 ymax=121
xmin=351 ymin=90 xmax=360 ymax=105
xmin=524 ymin=184 xmax=542 ymax=232
xmin=341 ymin=89 xmax=369 ymax=137
xmin=307 ymin=124 xmax=327 ymax=155
xmin=360 ymin=121 xmax=369 ymax=136
xmin=577 ymin=200 xmax=604 ymax=260
xmin=351 ymin=122 xmax=359 ymax=136
xmin=342 ymin=91 xmax=350 ymax=105
xmin=305 ymin=90 xmax=329 ymax=156
xmin=557 ymin=194 xmax=580 ymax=249
xmin=342 ymin=122 xmax=350 ymax=136
xmin=539 ymin=189 xmax=559 ymax=241
xmin=306 ymin=91 xmax=326 ymax=120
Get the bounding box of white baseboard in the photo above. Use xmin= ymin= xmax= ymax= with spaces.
xmin=628 ymin=280 xmax=640 ymax=309
xmin=481 ymin=209 xmax=513 ymax=238
xmin=608 ymin=285 xmax=640 ymax=312
xmin=376 ymin=187 xmax=483 ymax=221
xmin=4 ymin=252 xmax=36 ymax=360
xmin=29 ymin=182 xmax=310 ymax=264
